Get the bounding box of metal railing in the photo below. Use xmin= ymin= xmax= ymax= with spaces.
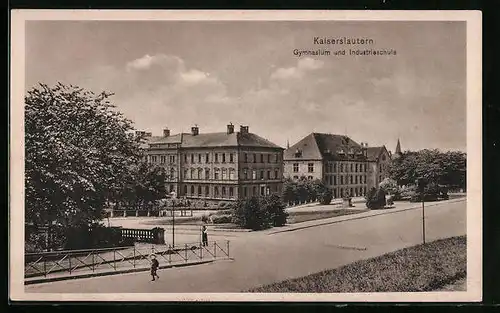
xmin=25 ymin=240 xmax=230 ymax=279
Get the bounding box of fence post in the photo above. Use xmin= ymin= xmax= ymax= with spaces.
xmin=168 ymin=244 xmax=172 ymax=264
xmin=113 ymin=249 xmax=116 ymax=270
xmin=133 ymin=246 xmax=136 ymax=268
xmin=92 ymin=251 xmax=95 ymax=272
xmin=214 ymin=241 xmax=216 ymax=259
xmin=185 ymin=244 xmax=188 ymax=262
xmin=199 ymin=242 xmax=202 ymax=260
xmin=68 ymin=254 xmax=72 ymax=274
xmin=43 ymin=255 xmax=47 ymax=277
xmin=227 ymin=240 xmax=230 ymax=259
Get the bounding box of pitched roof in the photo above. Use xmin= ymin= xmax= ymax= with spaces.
xmin=146 ymin=132 xmax=283 ymax=149
xmin=366 ymin=146 xmax=391 ymax=162
xmin=366 ymin=146 xmax=384 ymax=161
xmin=284 ymin=133 xmax=323 ymax=160
xmin=284 ymin=133 xmax=366 ymax=161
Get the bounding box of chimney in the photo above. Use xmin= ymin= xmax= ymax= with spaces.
xmin=163 ymin=128 xmax=170 ymax=137
xmin=240 ymin=125 xmax=249 ymax=134
xmin=227 ymin=123 xmax=234 ymax=134
xmin=191 ymin=125 xmax=199 ymax=136
xmin=145 ymin=132 xmax=152 ymax=137
xmin=135 ymin=130 xmax=146 ymax=137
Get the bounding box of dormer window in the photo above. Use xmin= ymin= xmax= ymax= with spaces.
xmin=294 ymin=149 xmax=302 ymax=158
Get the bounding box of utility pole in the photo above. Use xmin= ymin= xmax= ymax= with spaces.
xmin=416 ymin=178 xmax=427 ymax=245
xmin=170 ymin=191 xmax=177 ymax=247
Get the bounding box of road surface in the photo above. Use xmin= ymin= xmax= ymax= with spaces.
xmin=26 ymin=199 xmax=466 ymax=293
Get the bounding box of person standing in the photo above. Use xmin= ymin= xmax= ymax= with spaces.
xmin=150 ymin=254 xmax=159 ymax=281
xmin=201 ymin=225 xmax=208 ymax=247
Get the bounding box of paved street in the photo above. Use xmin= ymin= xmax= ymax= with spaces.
xmin=26 ymin=198 xmax=466 ymax=293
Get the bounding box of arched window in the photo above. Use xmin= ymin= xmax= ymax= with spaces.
xmin=214 ymin=186 xmax=219 ymax=197
xmin=170 ymin=168 xmax=175 ymax=179
xmin=183 ymin=185 xmax=188 ymax=195
xmin=205 ymin=168 xmax=210 ymax=180
xmin=229 ymin=169 xmax=235 ymax=180
xmin=214 ymin=168 xmax=220 ymax=180
xmin=191 ymin=168 xmax=196 ymax=179
xmin=198 ymin=185 xmax=202 ymax=196
xmin=229 ymin=187 xmax=234 ymax=198
xmin=198 ymin=168 xmax=203 ymax=180
xmin=190 ymin=185 xmax=195 ymax=195
xmin=205 ymin=186 xmax=209 ymax=196
xmin=222 ymin=168 xmax=227 ymax=180
xmin=222 ymin=186 xmax=226 ymax=198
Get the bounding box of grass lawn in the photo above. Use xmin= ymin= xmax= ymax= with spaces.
xmin=286 ymin=209 xmax=369 ymax=224
xmin=248 ymin=235 xmax=466 ymax=293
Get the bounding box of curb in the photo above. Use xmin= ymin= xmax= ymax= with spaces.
xmin=269 ymin=198 xmax=466 ymax=235
xmin=24 ymin=259 xmax=215 ymax=285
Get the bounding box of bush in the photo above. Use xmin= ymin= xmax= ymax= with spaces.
xmin=210 ymin=215 xmax=233 ymax=224
xmin=201 ymin=215 xmax=210 ymax=223
xmin=366 ymin=187 xmax=386 ymax=209
xmin=232 ymin=195 xmax=287 ymax=230
xmin=261 ymin=194 xmax=288 ymax=227
xmin=232 ymin=197 xmax=271 ymax=230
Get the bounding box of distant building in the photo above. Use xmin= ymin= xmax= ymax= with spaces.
xmin=283 ymin=133 xmax=391 ymax=198
xmin=141 ymin=124 xmax=284 ymax=203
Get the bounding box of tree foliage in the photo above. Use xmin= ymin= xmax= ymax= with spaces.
xmin=282 ymin=177 xmax=333 ymax=205
xmin=379 ymin=178 xmax=400 ymax=195
xmin=365 ymin=187 xmax=386 ymax=209
xmin=232 ymin=194 xmax=288 ymax=230
xmin=25 ymin=83 xmax=147 ymax=249
xmin=387 ymin=149 xmax=466 ymax=190
xmin=117 ymin=162 xmax=167 ymax=211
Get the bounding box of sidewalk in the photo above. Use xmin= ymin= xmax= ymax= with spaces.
xmin=269 ymin=197 xmax=466 ymax=235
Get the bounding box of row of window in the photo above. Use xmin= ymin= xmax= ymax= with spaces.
xmin=148 ymin=155 xmax=176 ymax=164
xmin=184 ymin=184 xmax=235 ymax=199
xmin=149 ymin=152 xmax=281 ymax=165
xmin=242 ymin=168 xmax=281 ymax=180
xmin=325 ymin=162 xmax=368 ymax=173
xmin=325 ymin=174 xmax=367 ymax=186
xmin=292 ymin=163 xmax=315 ymax=173
xmin=334 ymin=187 xmax=367 ymax=198
xmin=243 ymin=153 xmax=280 ymax=164
xmin=184 ymin=152 xmax=235 ymax=164
xmin=179 ymin=168 xmax=282 ymax=181
xmin=180 ymin=184 xmax=279 ymax=199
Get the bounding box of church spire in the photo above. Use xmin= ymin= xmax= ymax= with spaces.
xmin=286 ymin=139 xmax=290 ymax=149
xmin=395 ymin=138 xmax=402 ymax=156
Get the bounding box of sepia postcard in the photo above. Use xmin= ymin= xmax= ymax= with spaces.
xmin=10 ymin=10 xmax=482 ymax=302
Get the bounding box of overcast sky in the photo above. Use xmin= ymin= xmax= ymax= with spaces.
xmin=25 ymin=21 xmax=466 ymax=152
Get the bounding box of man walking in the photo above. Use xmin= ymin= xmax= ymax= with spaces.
xmin=201 ymin=225 xmax=208 ymax=247
xmin=150 ymin=254 xmax=159 ymax=281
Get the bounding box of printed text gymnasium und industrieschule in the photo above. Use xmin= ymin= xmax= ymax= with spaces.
xmin=292 ymin=36 xmax=397 ymax=57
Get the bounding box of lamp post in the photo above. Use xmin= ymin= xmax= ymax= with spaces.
xmin=170 ymin=191 xmax=177 ymax=247
xmin=416 ymin=178 xmax=427 ymax=244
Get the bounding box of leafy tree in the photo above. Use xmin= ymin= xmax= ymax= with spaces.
xmin=232 ymin=197 xmax=272 ymax=230
xmin=282 ymin=178 xmax=297 ymax=205
xmin=25 ymin=83 xmax=142 ymax=250
xmin=388 ymin=149 xmax=466 ymax=190
xmin=379 ymin=178 xmax=400 ymax=195
xmin=314 ymin=180 xmax=333 ymax=205
xmin=119 ymin=162 xmax=167 ymax=211
xmin=365 ymin=187 xmax=386 ymax=209
xmin=261 ymin=194 xmax=288 ymax=227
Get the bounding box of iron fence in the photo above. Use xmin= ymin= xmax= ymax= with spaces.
xmin=25 ymin=240 xmax=230 ymax=279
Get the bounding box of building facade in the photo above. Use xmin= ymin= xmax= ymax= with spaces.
xmin=283 ymin=133 xmax=392 ymax=198
xmin=142 ymin=124 xmax=284 ymax=203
